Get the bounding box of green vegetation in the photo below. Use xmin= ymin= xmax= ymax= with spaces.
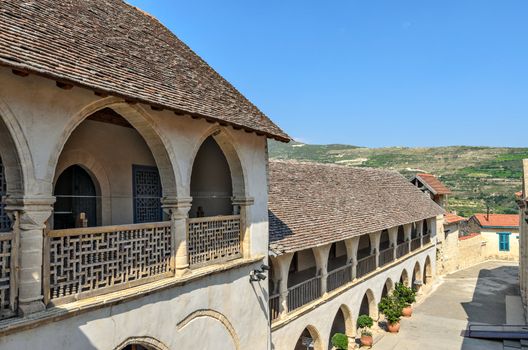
xmin=378 ymin=294 xmax=403 ymax=325
xmin=330 ymin=333 xmax=348 ymax=350
xmin=268 ymin=141 xmax=526 ymax=217
xmin=393 ymin=283 xmax=416 ymax=307
xmin=357 ymin=314 xmax=373 ymax=336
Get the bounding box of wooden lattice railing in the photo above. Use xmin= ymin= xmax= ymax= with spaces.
xmin=379 ymin=247 xmax=394 ymax=267
xmin=0 ymin=231 xmax=16 ymax=319
xmin=187 ymin=215 xmax=241 ymax=268
xmin=423 ymin=233 xmax=431 ymax=245
xmin=46 ymin=222 xmax=172 ymax=304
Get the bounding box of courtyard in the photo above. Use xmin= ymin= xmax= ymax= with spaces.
xmin=373 ymin=261 xmax=520 ymax=350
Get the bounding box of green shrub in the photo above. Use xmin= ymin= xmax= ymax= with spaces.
xmin=393 ymin=282 xmax=416 ymax=306
xmin=378 ymin=295 xmax=402 ymax=325
xmin=331 ymin=333 xmax=348 ymax=350
xmin=357 ymin=314 xmax=373 ymax=329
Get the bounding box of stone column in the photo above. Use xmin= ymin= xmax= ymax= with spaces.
xmin=344 ymin=236 xmax=359 ymax=280
xmin=275 ymin=253 xmax=293 ymax=317
xmin=232 ymin=196 xmax=255 ymax=258
xmin=388 ymin=227 xmax=398 ymax=260
xmin=313 ymin=244 xmax=331 ymax=295
xmin=369 ymin=231 xmax=381 ymax=268
xmin=5 ymin=196 xmax=54 ymax=315
xmin=162 ymin=197 xmax=192 ymax=277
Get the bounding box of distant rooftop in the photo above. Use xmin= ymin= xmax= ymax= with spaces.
xmin=472 ymin=213 xmax=519 ymax=228
xmin=413 ymin=173 xmax=451 ymax=195
xmin=268 ymin=160 xmax=444 ymax=255
xmin=444 ymin=213 xmax=466 ymax=225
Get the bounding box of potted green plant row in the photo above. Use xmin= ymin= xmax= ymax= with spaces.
xmin=378 ymin=294 xmax=402 ymax=333
xmin=393 ymin=282 xmax=416 ymax=317
xmin=331 ymin=332 xmax=348 ymax=350
xmin=357 ymin=314 xmax=373 ymax=347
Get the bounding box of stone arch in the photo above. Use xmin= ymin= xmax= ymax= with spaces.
xmin=177 ymin=309 xmax=240 ymax=350
xmin=400 ymin=268 xmax=410 ymax=287
xmin=0 ymin=96 xmax=34 ymax=196
xmin=423 ymin=255 xmax=433 ymax=285
xmin=114 ymin=336 xmax=169 ymax=350
xmin=47 ymin=97 xmax=180 ymax=198
xmin=358 ymin=288 xmax=378 ymax=321
xmin=53 ymin=149 xmax=112 ymax=226
xmin=189 ymin=126 xmax=247 ymax=200
xmin=294 ymin=325 xmax=323 ymax=350
xmin=330 ymin=304 xmax=355 ymax=343
xmin=381 ymin=277 xmax=394 ymax=298
xmin=412 ymin=261 xmax=422 ymax=291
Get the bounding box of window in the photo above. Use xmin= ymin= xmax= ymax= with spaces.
xmin=132 ymin=165 xmax=162 ymax=223
xmin=498 ymin=232 xmax=511 ymax=252
xmin=0 ymin=158 xmax=10 ymax=232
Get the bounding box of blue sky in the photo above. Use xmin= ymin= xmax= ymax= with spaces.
xmin=128 ymin=1 xmax=527 ymax=147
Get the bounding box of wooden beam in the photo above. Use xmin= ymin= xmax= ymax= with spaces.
xmin=56 ymin=81 xmax=73 ymax=90
xmin=94 ymin=91 xmax=109 ymax=97
xmin=11 ymin=69 xmax=29 ymax=77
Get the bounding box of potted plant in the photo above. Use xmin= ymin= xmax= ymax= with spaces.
xmin=393 ymin=282 xmax=416 ymax=317
xmin=378 ymin=295 xmax=402 ymax=333
xmin=357 ymin=314 xmax=374 ymax=347
xmin=331 ymin=333 xmax=348 ymax=350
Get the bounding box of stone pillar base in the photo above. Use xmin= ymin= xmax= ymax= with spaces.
xmin=18 ymin=300 xmax=46 ymax=316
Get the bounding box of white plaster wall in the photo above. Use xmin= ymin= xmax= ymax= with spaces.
xmin=481 ymin=229 xmax=520 ymax=260
xmin=271 ymin=246 xmax=436 ymax=350
xmin=0 ymin=261 xmax=269 ymax=350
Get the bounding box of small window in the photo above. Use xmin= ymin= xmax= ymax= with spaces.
xmin=132 ymin=165 xmax=162 ymax=224
xmin=0 ymin=158 xmax=11 ymax=232
xmin=498 ymin=232 xmax=511 ymax=252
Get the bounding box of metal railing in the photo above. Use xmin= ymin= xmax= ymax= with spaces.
xmin=379 ymin=247 xmax=394 ymax=267
xmin=396 ymin=242 xmax=409 ymax=259
xmin=269 ymin=293 xmax=280 ymax=321
xmin=357 ymin=254 xmax=376 ymax=278
xmin=411 ymin=237 xmax=421 ymax=251
xmin=327 ymin=264 xmax=352 ymax=292
xmin=287 ymin=275 xmax=321 ymax=312
xmin=187 ymin=215 xmax=241 ymax=267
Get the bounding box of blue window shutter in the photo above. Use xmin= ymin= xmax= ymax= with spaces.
xmin=498 ymin=232 xmax=510 ymax=252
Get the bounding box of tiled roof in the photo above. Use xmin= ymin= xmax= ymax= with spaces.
xmin=472 ymin=213 xmax=519 ymax=228
xmin=459 ymin=232 xmax=480 ymax=241
xmin=444 ymin=213 xmax=466 ymax=225
xmin=0 ymin=0 xmax=289 ymax=141
xmin=415 ymin=173 xmax=451 ymax=195
xmin=268 ymin=161 xmax=445 ymax=254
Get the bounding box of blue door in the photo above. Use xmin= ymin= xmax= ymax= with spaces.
xmin=498 ymin=232 xmax=511 ymax=252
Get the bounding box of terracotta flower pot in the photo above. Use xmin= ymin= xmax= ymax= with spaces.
xmin=387 ymin=322 xmax=400 ymax=333
xmin=360 ymin=335 xmax=373 ymax=347
xmin=402 ymin=305 xmax=412 ymax=317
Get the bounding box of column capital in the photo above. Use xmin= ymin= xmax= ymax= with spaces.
xmin=161 ymin=197 xmax=192 ymax=217
xmin=231 ymin=196 xmax=255 ymax=206
xmin=4 ymin=196 xmax=55 ymax=229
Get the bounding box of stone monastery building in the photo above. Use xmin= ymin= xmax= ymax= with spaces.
xmin=0 ymin=1 xmax=444 ymax=349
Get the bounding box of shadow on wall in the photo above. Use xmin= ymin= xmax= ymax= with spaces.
xmin=460 ymin=265 xmax=520 ymax=350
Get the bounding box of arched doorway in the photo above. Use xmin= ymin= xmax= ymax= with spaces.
xmin=190 ymin=136 xmax=233 ymax=218
xmin=0 ymin=157 xmax=9 ymax=232
xmin=115 ymin=337 xmax=169 ymax=350
xmin=295 ymin=326 xmax=322 ymax=350
xmin=423 ymin=256 xmax=433 ymax=285
xmin=122 ymin=345 xmax=152 ymax=350
xmin=358 ymin=289 xmax=377 ymax=321
xmin=412 ymin=261 xmax=422 ymax=292
xmin=400 ymin=269 xmax=410 ymax=287
xmin=381 ymin=278 xmax=394 ymax=299
xmin=54 ymin=165 xmax=98 ymax=229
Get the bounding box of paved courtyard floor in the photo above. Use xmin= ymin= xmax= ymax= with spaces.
xmin=372 ymin=261 xmax=520 ymax=350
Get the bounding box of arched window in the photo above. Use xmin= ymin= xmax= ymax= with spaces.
xmin=54 ymin=165 xmax=98 ymax=229
xmin=190 ymin=136 xmax=233 ymax=218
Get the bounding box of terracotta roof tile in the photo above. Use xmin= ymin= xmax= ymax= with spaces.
xmin=268 ymin=161 xmax=445 ymax=254
xmin=444 ymin=213 xmax=466 ymax=224
xmin=472 ymin=213 xmax=519 ymax=228
xmin=459 ymin=232 xmax=480 ymax=241
xmin=415 ymin=173 xmax=451 ymax=195
xmin=0 ymin=0 xmax=289 ymax=141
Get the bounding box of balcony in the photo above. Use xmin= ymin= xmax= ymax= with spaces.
xmin=411 ymin=236 xmax=421 ymax=251
xmin=45 ymin=215 xmax=242 ymax=304
xmin=327 ymin=264 xmax=352 ymax=292
xmin=357 ymin=254 xmax=376 ymax=278
xmin=423 ymin=233 xmax=431 ymax=245
xmin=379 ymin=247 xmax=394 ymax=267
xmin=287 ymin=275 xmax=321 ymax=312
xmin=396 ymin=241 xmax=409 ymax=258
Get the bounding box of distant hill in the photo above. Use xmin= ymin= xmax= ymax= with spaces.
xmin=268 ymin=140 xmax=527 ymax=217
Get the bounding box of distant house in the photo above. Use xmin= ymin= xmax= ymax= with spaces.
xmin=467 ymin=213 xmax=520 ymax=260
xmin=411 ymin=173 xmax=451 ymax=208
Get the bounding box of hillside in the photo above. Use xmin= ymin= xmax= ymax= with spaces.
xmin=268 ymin=141 xmax=527 ymax=217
